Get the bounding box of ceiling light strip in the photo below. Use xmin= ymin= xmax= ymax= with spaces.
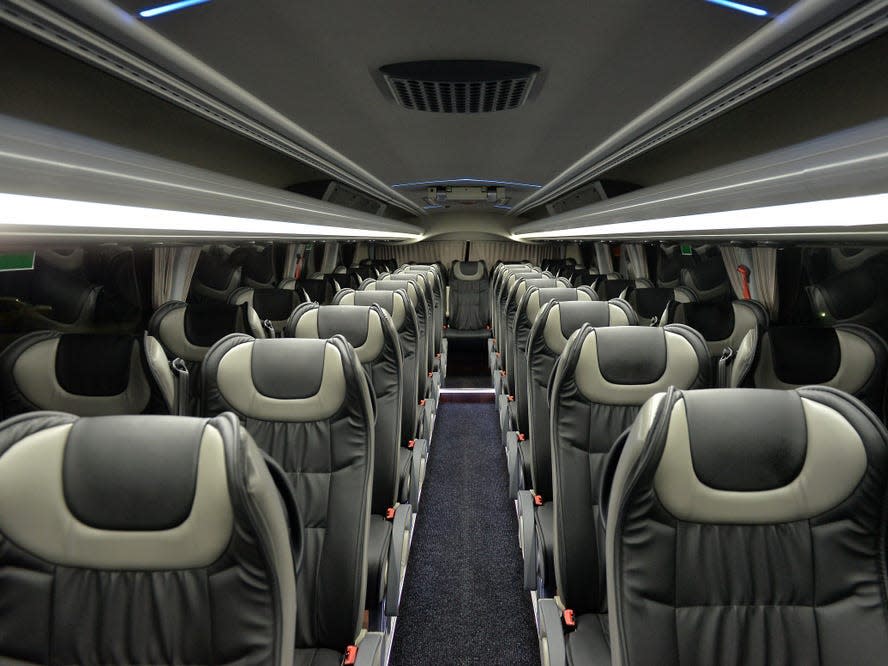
xmin=510 ymin=0 xmax=887 ymax=215
xmin=0 ymin=0 xmax=425 ymax=216
xmin=0 ymin=193 xmax=423 ymax=241
xmin=513 ymin=193 xmax=888 ymax=240
xmin=705 ymin=0 xmax=769 ymax=18
xmin=139 ymin=0 xmax=211 ymax=18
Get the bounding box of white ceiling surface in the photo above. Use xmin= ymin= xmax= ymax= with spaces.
xmin=94 ymin=0 xmax=794 ymax=213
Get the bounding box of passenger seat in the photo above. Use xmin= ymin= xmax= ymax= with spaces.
xmin=201 ymin=335 xmax=383 ymax=664
xmin=599 ymin=387 xmax=888 ymax=665
xmin=0 ymin=331 xmax=175 ymax=418
xmin=448 ymin=260 xmax=490 ymax=331
xmin=0 ymin=411 xmax=302 ymax=666
xmin=625 ymin=286 xmax=695 ymax=325
xmin=229 ymin=286 xmax=304 ymax=336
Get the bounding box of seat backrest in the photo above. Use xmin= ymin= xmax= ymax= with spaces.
xmin=606 ymin=387 xmax=888 ymax=666
xmin=806 ymin=262 xmax=888 ymax=334
xmin=596 ymin=277 xmax=655 ymax=301
xmin=286 ymin=303 xmax=402 ymax=514
xmin=279 ymin=277 xmax=334 ymax=304
xmin=734 ymin=324 xmax=888 ymax=419
xmin=334 ymin=288 xmax=420 ymax=439
xmin=202 ymin=336 xmax=373 ymax=652
xmin=190 ymin=250 xmax=242 ymax=302
xmin=669 ymin=299 xmax=769 ymax=359
xmin=494 ymin=267 xmax=540 ymax=340
xmin=149 ymin=300 xmax=266 ymax=364
xmin=505 ymin=277 xmax=570 ymax=386
xmin=0 ymin=331 xmax=174 ymax=418
xmin=0 ymin=411 xmax=297 ymax=666
xmin=448 ymin=260 xmax=491 ymax=331
xmin=491 ymin=262 xmax=531 ymax=321
xmin=496 ymin=270 xmax=543 ymax=366
xmin=627 ymin=286 xmax=695 ymax=325
xmin=680 ymin=257 xmax=730 ymax=302
xmin=551 ymin=324 xmax=709 ymax=615
xmin=230 ymin=244 xmax=277 ymax=288
xmin=526 ymin=297 xmax=637 ymax=498
xmin=380 ymin=272 xmax=436 ymax=364
xmin=400 ymin=266 xmax=444 ymax=353
xmin=229 ymin=287 xmax=304 ymax=336
xmin=363 ymin=278 xmax=432 ymax=384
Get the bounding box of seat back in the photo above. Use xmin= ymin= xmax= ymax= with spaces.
xmin=527 ymin=297 xmax=637 ymax=498
xmin=806 ymin=262 xmax=888 ymax=335
xmin=680 ymin=257 xmax=730 ymax=302
xmin=606 ymin=387 xmax=888 ymax=666
xmin=669 ymin=299 xmax=769 ymax=361
xmin=734 ymin=324 xmax=888 ymax=419
xmin=201 ymin=336 xmax=373 ymax=652
xmin=596 ymin=277 xmax=655 ymax=301
xmin=149 ymin=301 xmax=266 ymax=364
xmin=551 ymin=324 xmax=709 ymax=614
xmin=496 ymin=271 xmax=544 ymax=370
xmin=401 ymin=265 xmax=445 ymax=352
xmin=190 ymin=250 xmax=242 ymax=302
xmin=0 ymin=331 xmax=174 ymax=418
xmin=494 ymin=267 xmax=539 ymax=341
xmin=627 ymin=286 xmax=695 ymax=325
xmin=229 ymin=287 xmax=304 ymax=336
xmin=334 ymin=288 xmax=420 ymax=439
xmin=286 ymin=303 xmax=402 ymax=514
xmin=491 ymin=262 xmax=532 ymax=324
xmin=505 ymin=277 xmax=570 ymax=387
xmin=448 ymin=260 xmax=491 ymax=331
xmin=0 ymin=411 xmax=297 ymax=666
xmin=279 ymin=277 xmax=335 ymax=304
xmin=380 ymin=272 xmax=435 ymax=367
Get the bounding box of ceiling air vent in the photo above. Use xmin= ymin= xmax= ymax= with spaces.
xmin=380 ymin=60 xmax=540 ymax=113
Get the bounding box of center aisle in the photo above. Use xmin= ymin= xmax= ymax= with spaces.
xmin=389 ymin=393 xmax=540 ymax=664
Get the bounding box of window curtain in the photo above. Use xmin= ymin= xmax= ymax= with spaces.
xmin=375 ymin=240 xmax=556 ymax=268
xmin=320 ymin=241 xmax=340 ymax=273
xmin=594 ymin=242 xmax=614 ymax=274
xmin=152 ymin=247 xmax=201 ymax=309
xmin=621 ymin=243 xmax=649 ymax=279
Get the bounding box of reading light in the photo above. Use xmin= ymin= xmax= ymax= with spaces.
xmin=139 ymin=0 xmax=211 ymax=18
xmin=512 ymin=193 xmax=888 ymax=240
xmin=0 ymin=193 xmax=423 ymax=241
xmin=705 ymin=0 xmax=769 ymax=18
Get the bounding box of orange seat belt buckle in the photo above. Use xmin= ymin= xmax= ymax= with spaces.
xmin=562 ymin=609 xmax=577 ymax=632
xmin=419 ymin=399 xmax=426 ymax=407
xmin=342 ymin=645 xmax=358 ymax=665
xmin=737 ymin=265 xmax=752 ymax=300
xmin=508 ymin=395 xmax=515 ymax=402
xmin=534 ymin=494 xmax=543 ymax=507
xmin=517 ymin=433 xmax=526 ymax=442
xmin=407 ymin=439 xmax=415 ymax=449
xmin=385 ymin=507 xmax=396 ymax=521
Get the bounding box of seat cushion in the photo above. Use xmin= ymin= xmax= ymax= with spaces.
xmin=566 ymin=613 xmax=611 ymax=665
xmin=535 ymin=501 xmax=556 ymax=594
xmin=366 ymin=514 xmax=392 ymax=609
xmin=293 ymin=647 xmax=343 ymax=666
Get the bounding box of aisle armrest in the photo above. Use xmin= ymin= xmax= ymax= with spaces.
xmin=409 ymin=438 xmax=429 ymax=508
xmin=538 ymin=599 xmax=567 ymax=666
xmin=517 ymin=490 xmax=538 ymax=591
xmin=353 ymin=631 xmax=384 ymax=666
xmin=386 ymin=502 xmax=412 ymax=616
xmin=505 ymin=431 xmax=527 ymax=499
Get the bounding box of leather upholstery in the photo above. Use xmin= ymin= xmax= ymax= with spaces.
xmin=230 ymin=287 xmax=305 ymax=335
xmin=202 ymin=335 xmax=373 ymax=653
xmin=449 ymin=260 xmax=491 ymax=330
xmin=679 ymin=257 xmax=730 ymax=302
xmin=551 ymin=324 xmax=709 ymax=616
xmin=400 ymin=265 xmax=445 ymax=353
xmin=0 ymin=331 xmax=173 ymax=418
xmin=669 ymin=299 xmax=768 ymax=358
xmin=0 ymin=411 xmax=297 ymax=666
xmin=606 ymin=387 xmax=888 ymax=665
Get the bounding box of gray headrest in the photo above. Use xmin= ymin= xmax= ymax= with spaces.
xmin=286 ymin=304 xmax=391 ymax=364
xmin=535 ymin=299 xmax=637 ymax=354
xmin=149 ymin=301 xmax=265 ymax=362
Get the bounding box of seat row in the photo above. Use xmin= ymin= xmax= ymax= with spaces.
xmin=487 ymin=262 xmax=888 ymax=664
xmin=0 ymin=262 xmax=449 ymax=664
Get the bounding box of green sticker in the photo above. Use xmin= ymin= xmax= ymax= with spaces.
xmin=0 ymin=252 xmax=35 ymax=272
xmin=680 ymin=244 xmax=693 ymax=256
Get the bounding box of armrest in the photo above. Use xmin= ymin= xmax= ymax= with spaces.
xmin=353 ymin=631 xmax=384 ymax=666
xmin=385 ymin=502 xmax=412 ymax=616
xmin=517 ymin=490 xmax=538 ymax=591
xmin=498 ymin=394 xmax=515 ymax=433
xmin=170 ymin=357 xmax=190 ymax=416
xmin=538 ymin=598 xmax=567 ymax=666
xmin=409 ymin=439 xmax=428 ymax=508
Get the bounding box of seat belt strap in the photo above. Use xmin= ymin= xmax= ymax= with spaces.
xmin=717 ymin=347 xmax=735 ymax=388
xmin=171 ymin=357 xmax=190 ymax=416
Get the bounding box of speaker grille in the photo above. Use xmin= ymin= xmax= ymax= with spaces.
xmin=380 ymin=61 xmax=539 ymax=113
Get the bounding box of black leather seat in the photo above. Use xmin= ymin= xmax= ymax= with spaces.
xmin=279 ymin=276 xmax=336 ymax=304
xmin=229 ymin=286 xmax=304 ymax=336
xmin=625 ymin=286 xmax=695 ymax=325
xmin=537 ymin=324 xmax=709 ymax=665
xmin=603 ymin=386 xmax=888 ymax=665
xmin=680 ymin=256 xmax=730 ymax=302
xmin=400 ymin=265 xmax=446 ymax=363
xmin=595 ymin=277 xmax=655 ymax=301
xmin=285 ymin=302 xmax=411 ymax=619
xmin=448 ymin=260 xmax=491 ymax=331
xmin=806 ymin=262 xmax=888 ymax=337
xmin=731 ymin=323 xmax=888 ymax=420
xmin=380 ymin=272 xmax=438 ymax=392
xmin=190 ymin=248 xmax=242 ymax=302
xmin=0 ymin=331 xmax=175 ymax=419
xmin=0 ymin=411 xmax=300 ymax=665
xmin=201 ymin=336 xmax=382 ymax=665
xmin=515 ymin=298 xmax=638 ymax=594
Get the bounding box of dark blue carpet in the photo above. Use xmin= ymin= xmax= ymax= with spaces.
xmin=389 ymin=400 xmax=540 ymax=665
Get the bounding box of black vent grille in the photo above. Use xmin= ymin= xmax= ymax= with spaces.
xmin=380 ymin=61 xmax=539 ymax=114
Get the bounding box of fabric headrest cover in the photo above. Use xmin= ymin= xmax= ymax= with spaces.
xmin=683 ymin=389 xmax=807 ymax=491
xmin=63 ymin=416 xmax=204 ymax=530
xmin=184 ymin=302 xmax=247 ymax=347
xmin=768 ymin=327 xmax=840 ymax=384
xmin=56 ymin=335 xmax=135 ymax=396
